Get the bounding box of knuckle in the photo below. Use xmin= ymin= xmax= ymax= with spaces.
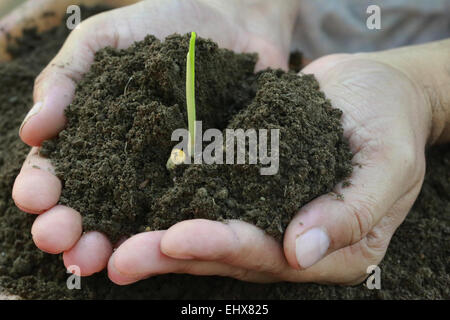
xmin=347 ymin=198 xmax=376 ymax=244
xmin=393 ymin=143 xmax=417 ymax=175
xmin=362 ymin=230 xmax=389 ymax=261
xmin=359 ymin=134 xmax=417 ymax=174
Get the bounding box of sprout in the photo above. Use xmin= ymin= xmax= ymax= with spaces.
xmin=166 ymin=32 xmax=196 ymax=170
xmin=167 ymin=148 xmax=187 ymax=170
xmin=186 ymin=31 xmax=196 ymax=157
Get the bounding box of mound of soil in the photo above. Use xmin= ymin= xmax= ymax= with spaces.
xmin=41 ymin=34 xmax=352 ymax=242
xmin=0 ymin=6 xmax=448 ymax=300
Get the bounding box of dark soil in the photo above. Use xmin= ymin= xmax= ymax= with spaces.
xmin=288 ymin=50 xmax=303 ymax=73
xmin=0 ymin=6 xmax=448 ymax=300
xmin=40 ymin=34 xmax=352 ymax=242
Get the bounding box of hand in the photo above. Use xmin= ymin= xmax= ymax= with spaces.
xmin=107 ymin=53 xmax=434 ymax=285
xmin=12 ymin=0 xmax=299 ymax=276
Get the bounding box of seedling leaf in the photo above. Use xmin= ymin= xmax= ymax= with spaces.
xmin=186 ymin=31 xmax=196 ymax=156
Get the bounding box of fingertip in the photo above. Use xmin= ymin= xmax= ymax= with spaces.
xmin=112 ymin=231 xmax=164 ymax=275
xmin=108 ymin=231 xmax=187 ymax=285
xmin=159 ymin=222 xmax=195 ymax=260
xmin=31 ymin=205 xmax=82 ymax=254
xmin=19 ymin=102 xmax=66 ymax=146
xmin=12 ymin=168 xmax=61 ymax=214
xmin=21 ymin=56 xmax=79 ymax=146
xmin=107 ymin=256 xmax=140 ymax=286
xmin=284 ymin=204 xmax=332 ymax=270
xmin=63 ymin=231 xmax=112 ymax=277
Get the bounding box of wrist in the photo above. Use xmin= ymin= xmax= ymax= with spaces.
xmin=363 ymin=40 xmax=450 ymax=145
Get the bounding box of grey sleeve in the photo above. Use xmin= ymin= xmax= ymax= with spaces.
xmin=292 ymin=0 xmax=450 ymax=58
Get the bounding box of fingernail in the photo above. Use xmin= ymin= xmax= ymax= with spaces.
xmin=295 ymin=228 xmax=330 ymax=269
xmin=19 ymin=102 xmax=43 ymax=135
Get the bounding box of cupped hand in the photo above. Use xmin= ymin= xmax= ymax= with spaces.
xmin=11 ymin=0 xmax=298 ymax=277
xmin=107 ymin=54 xmax=432 ymax=285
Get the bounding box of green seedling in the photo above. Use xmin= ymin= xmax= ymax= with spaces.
xmin=186 ymin=31 xmax=197 ymax=157
xmin=167 ymin=32 xmax=196 ymax=170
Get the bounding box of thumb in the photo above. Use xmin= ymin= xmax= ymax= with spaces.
xmin=282 ymin=54 xmax=426 ymax=270
xmin=283 ymin=140 xmax=415 ymax=270
xmin=281 ymin=54 xmax=423 ymax=270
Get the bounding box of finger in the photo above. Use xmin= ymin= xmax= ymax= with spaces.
xmin=277 ymin=213 xmax=398 ymax=285
xmin=18 ymin=147 xmax=56 ymax=174
xmin=108 ymin=230 xmax=278 ymax=285
xmin=31 ymin=205 xmax=82 ymax=254
xmin=12 ymin=147 xmax=61 ymax=214
xmin=159 ymin=208 xmax=413 ymax=285
xmin=63 ymin=231 xmax=112 ymax=276
xmin=19 ymin=27 xmax=93 ymax=146
xmin=160 ymin=219 xmax=291 ymax=276
xmin=299 ymin=184 xmax=423 ymax=286
xmin=283 ymin=141 xmax=417 ymax=270
xmin=300 ymin=54 xmax=353 ymax=78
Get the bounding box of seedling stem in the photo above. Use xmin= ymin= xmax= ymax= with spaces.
xmin=166 ymin=32 xmax=196 ymax=170
xmin=186 ymin=31 xmax=196 ymax=157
